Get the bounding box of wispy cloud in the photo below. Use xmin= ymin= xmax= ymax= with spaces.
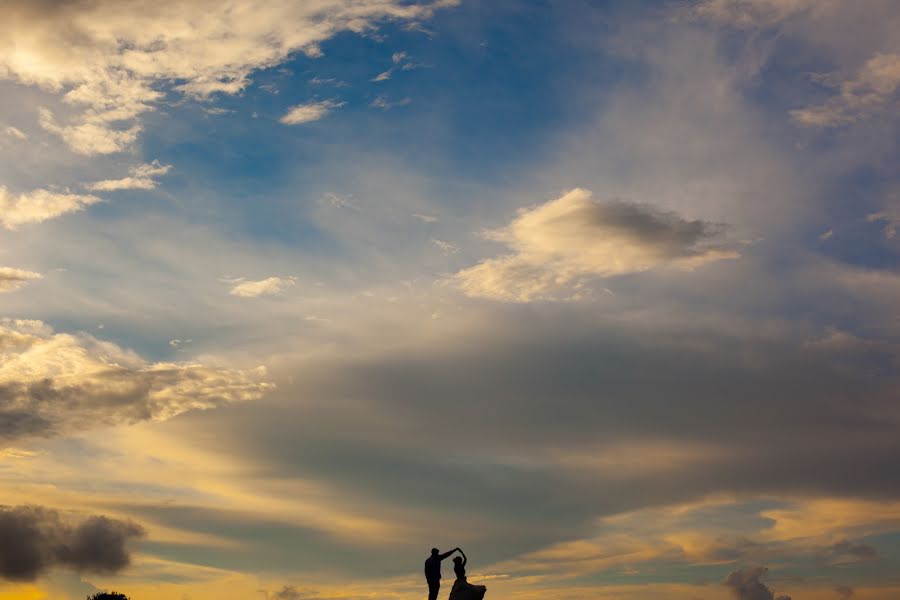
xmin=370 ymin=95 xmax=412 ymax=110
xmin=84 ymin=160 xmax=172 ymax=191
xmin=866 ymin=210 xmax=900 ymax=239
xmin=280 ymin=100 xmax=344 ymax=125
xmin=3 ymin=126 xmax=26 ymax=140
xmin=792 ymin=53 xmax=900 ymax=127
xmin=0 ymin=267 xmax=42 ymax=293
xmin=431 ymin=239 xmax=459 ymax=255
xmin=228 ymin=276 xmax=297 ymax=297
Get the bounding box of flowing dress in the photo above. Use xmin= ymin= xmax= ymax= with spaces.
xmin=448 ymin=576 xmax=486 ymax=600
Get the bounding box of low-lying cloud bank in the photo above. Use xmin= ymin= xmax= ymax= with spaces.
xmin=0 ymin=319 xmax=274 ymax=442
xmin=0 ymin=505 xmax=144 ymax=581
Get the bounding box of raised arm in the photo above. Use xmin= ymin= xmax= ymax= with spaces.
xmin=459 ymin=549 xmax=467 ymax=567
xmin=438 ymin=547 xmax=459 ymax=560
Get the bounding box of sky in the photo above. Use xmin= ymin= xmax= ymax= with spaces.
xmin=0 ymin=1 xmax=899 ymax=599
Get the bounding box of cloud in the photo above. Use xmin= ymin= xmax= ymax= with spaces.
xmin=817 ymin=539 xmax=879 ymax=566
xmin=84 ymin=160 xmax=173 ymax=191
xmin=451 ymin=188 xmax=739 ymax=301
xmin=0 ymin=319 xmax=273 ymax=442
xmin=0 ymin=186 xmax=101 ymax=229
xmin=228 ymin=276 xmax=297 ymax=297
xmin=724 ymin=567 xmax=791 ymax=600
xmin=4 ymin=126 xmax=26 ymax=140
xmin=834 ymin=585 xmax=854 ymax=600
xmin=371 ymin=51 xmax=416 ymax=80
xmin=866 ymin=210 xmax=900 ymax=239
xmin=690 ymin=0 xmax=819 ymax=28
xmin=38 ymin=107 xmax=143 ymax=156
xmin=280 ymin=100 xmax=345 ymax=125
xmin=270 ymin=585 xmax=319 ymax=600
xmin=0 ymin=0 xmax=456 ymax=154
xmin=412 ymin=213 xmax=438 ymax=223
xmin=370 ymin=95 xmax=412 ymax=110
xmin=0 ymin=505 xmax=144 ymax=581
xmin=319 ymin=192 xmax=358 ymax=210
xmin=0 ymin=267 xmax=42 ymax=293
xmin=431 ymin=239 xmax=459 ymax=255
xmin=791 ymin=53 xmax=900 ymax=127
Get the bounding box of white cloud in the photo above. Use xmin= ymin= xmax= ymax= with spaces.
xmin=370 ymin=95 xmax=411 ymax=110
xmin=319 ymin=192 xmax=358 ymax=209
xmin=371 ymin=70 xmax=393 ymax=82
xmin=431 ymin=239 xmax=459 ymax=255
xmin=0 ymin=319 xmax=273 ymax=441
xmin=0 ymin=186 xmax=102 ymax=229
xmin=452 ymin=188 xmax=739 ymax=302
xmin=791 ymin=53 xmax=900 ymax=127
xmin=85 ymin=160 xmax=173 ymax=191
xmin=412 ymin=213 xmax=438 ymax=223
xmin=4 ymin=126 xmax=26 ymax=140
xmin=280 ymin=100 xmax=344 ymax=125
xmin=38 ymin=105 xmax=144 ymax=156
xmin=0 ymin=267 xmax=42 ymax=293
xmin=228 ymin=276 xmax=297 ymax=298
xmin=0 ymin=0 xmax=456 ymax=154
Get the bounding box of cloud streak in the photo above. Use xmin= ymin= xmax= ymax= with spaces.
xmin=228 ymin=276 xmax=297 ymax=297
xmin=84 ymin=160 xmax=172 ymax=191
xmin=280 ymin=100 xmax=344 ymax=125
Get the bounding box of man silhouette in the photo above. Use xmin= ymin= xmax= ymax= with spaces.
xmin=424 ymin=547 xmax=459 ymax=600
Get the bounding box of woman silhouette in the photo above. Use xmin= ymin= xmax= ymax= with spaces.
xmin=448 ymin=549 xmax=487 ymax=600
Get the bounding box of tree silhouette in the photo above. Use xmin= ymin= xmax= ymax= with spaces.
xmin=87 ymin=593 xmax=130 ymax=600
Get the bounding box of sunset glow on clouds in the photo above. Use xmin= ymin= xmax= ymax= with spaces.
xmin=1 ymin=1 xmax=900 ymax=599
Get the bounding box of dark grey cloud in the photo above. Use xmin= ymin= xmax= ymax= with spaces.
xmin=834 ymin=585 xmax=854 ymax=600
xmin=272 ymin=585 xmax=318 ymax=600
xmin=0 ymin=505 xmax=144 ymax=581
xmin=817 ymin=540 xmax=880 ymax=566
xmin=724 ymin=567 xmax=791 ymax=600
xmin=142 ymin=296 xmax=900 ymax=574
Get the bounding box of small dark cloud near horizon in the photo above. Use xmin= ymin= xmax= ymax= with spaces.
xmin=724 ymin=567 xmax=791 ymax=600
xmin=0 ymin=505 xmax=144 ymax=581
xmin=834 ymin=584 xmax=854 ymax=600
xmin=817 ymin=539 xmax=879 ymax=567
xmin=264 ymin=584 xmax=322 ymax=600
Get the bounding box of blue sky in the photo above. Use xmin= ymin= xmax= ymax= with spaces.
xmin=1 ymin=2 xmax=900 ymax=600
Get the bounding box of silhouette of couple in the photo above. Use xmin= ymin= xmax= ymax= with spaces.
xmin=424 ymin=547 xmax=486 ymax=600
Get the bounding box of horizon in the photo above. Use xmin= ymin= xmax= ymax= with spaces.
xmin=1 ymin=1 xmax=899 ymax=599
